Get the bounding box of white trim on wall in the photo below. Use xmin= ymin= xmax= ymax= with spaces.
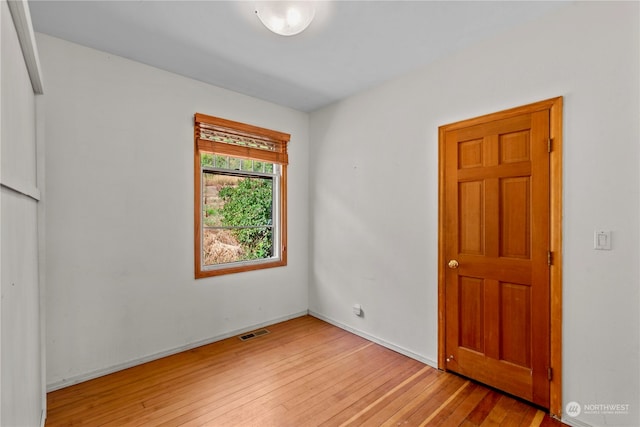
xmin=0 ymin=180 xmax=40 ymax=201
xmin=46 ymin=311 xmax=308 ymax=392
xmin=36 ymin=93 xmax=47 ymax=421
xmin=308 ymin=311 xmax=438 ymax=369
xmin=6 ymin=0 xmax=43 ymax=94
xmin=561 ymin=417 xmax=594 ymax=427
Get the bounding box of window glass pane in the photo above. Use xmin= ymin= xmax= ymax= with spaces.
xmin=217 ymin=176 xmax=273 ymax=227
xmin=205 ymin=154 xmax=276 ymax=176
xmin=215 ymin=155 xmax=228 ymax=169
xmin=203 ymin=174 xmax=238 ymax=227
xmin=202 ymin=227 xmax=273 ymax=266
xmin=202 ymin=172 xmax=274 ymax=266
xmin=229 ymin=157 xmax=241 ymax=170
xmin=203 ymin=228 xmax=243 ymax=265
xmin=201 ymin=153 xmax=214 ymax=167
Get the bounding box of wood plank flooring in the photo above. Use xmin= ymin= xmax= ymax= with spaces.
xmin=45 ymin=315 xmax=567 ymax=426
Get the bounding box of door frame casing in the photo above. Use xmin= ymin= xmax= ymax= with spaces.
xmin=437 ymin=97 xmax=563 ymax=417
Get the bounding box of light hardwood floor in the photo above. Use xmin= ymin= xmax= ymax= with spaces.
xmin=45 ymin=315 xmax=567 ymax=426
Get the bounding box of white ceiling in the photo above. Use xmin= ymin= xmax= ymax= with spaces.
xmin=28 ymin=1 xmax=569 ymax=112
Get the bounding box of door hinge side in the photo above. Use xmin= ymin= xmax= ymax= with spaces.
xmin=548 ymin=138 xmax=552 ymax=153
xmin=548 ymin=367 xmax=553 ymax=381
xmin=548 ymin=251 xmax=553 ymax=266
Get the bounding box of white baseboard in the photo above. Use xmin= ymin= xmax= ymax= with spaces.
xmin=46 ymin=310 xmax=308 ymax=392
xmin=308 ymin=310 xmax=438 ymax=369
xmin=560 ymin=416 xmax=594 ymax=427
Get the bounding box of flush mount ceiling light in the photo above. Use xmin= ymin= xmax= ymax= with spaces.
xmin=255 ymin=1 xmax=316 ymax=36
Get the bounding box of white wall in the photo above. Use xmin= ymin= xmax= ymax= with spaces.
xmin=1 ymin=0 xmax=44 ymax=425
xmin=37 ymin=33 xmax=310 ymax=389
xmin=309 ymin=2 xmax=639 ymax=427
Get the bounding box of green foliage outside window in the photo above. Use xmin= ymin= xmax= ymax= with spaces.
xmin=218 ymin=178 xmax=273 ymax=260
xmin=202 ymin=153 xmax=274 ymax=173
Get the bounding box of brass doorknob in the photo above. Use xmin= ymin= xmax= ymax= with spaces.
xmin=448 ymin=259 xmax=459 ymax=269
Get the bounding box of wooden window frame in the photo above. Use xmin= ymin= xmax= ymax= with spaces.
xmin=194 ymin=113 xmax=289 ymax=278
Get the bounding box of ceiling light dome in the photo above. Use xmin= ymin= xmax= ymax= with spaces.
xmin=255 ymin=1 xmax=316 ymax=36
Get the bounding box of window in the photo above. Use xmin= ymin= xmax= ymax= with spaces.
xmin=194 ymin=113 xmax=289 ymax=278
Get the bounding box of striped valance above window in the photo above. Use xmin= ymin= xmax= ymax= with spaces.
xmin=195 ymin=113 xmax=289 ymax=164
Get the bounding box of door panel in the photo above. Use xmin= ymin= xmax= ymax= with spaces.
xmin=459 ymin=181 xmax=484 ymax=255
xmin=500 ymin=282 xmax=531 ymax=367
xmin=458 ymin=276 xmax=484 ymax=352
xmin=441 ymin=109 xmax=551 ymax=408
xmin=500 ymin=177 xmax=530 ymax=258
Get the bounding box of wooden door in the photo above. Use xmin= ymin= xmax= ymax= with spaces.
xmin=439 ymin=102 xmax=556 ymax=408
